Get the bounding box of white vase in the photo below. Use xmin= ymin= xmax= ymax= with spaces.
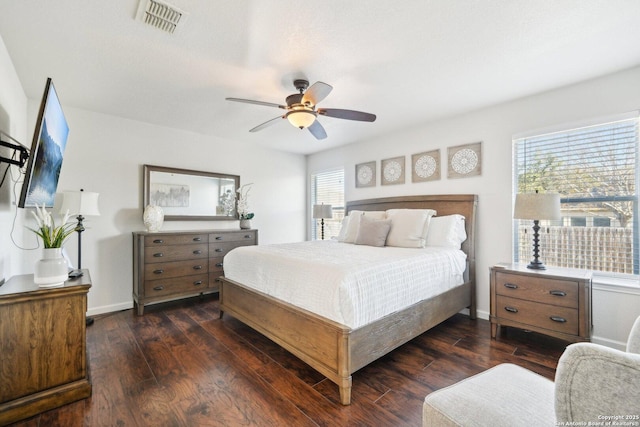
xmin=143 ymin=205 xmax=164 ymax=232
xmin=34 ymin=248 xmax=69 ymax=287
xmin=240 ymin=219 xmax=251 ymax=229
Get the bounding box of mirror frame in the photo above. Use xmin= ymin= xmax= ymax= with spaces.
xmin=143 ymin=164 xmax=240 ymax=221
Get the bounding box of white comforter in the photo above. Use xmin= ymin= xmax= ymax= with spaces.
xmin=223 ymin=240 xmax=467 ymax=329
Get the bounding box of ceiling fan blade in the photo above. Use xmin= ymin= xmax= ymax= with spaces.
xmin=226 ymin=98 xmax=286 ymax=109
xmin=318 ymin=108 xmax=376 ymax=122
xmin=301 ymin=81 xmax=333 ymax=106
xmin=249 ymin=115 xmax=284 ymax=132
xmin=307 ymin=120 xmax=327 ymax=140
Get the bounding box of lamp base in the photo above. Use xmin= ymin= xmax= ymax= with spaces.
xmin=526 ymin=260 xmax=546 ymax=270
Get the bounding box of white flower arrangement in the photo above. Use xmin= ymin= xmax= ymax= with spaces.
xmin=236 ymin=183 xmax=254 ymax=220
xmin=28 ymin=204 xmax=76 ymax=248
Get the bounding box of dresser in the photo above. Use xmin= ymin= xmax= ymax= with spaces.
xmin=0 ymin=271 xmax=92 ymax=426
xmin=133 ymin=229 xmax=257 ymax=315
xmin=490 ymin=263 xmax=592 ymax=343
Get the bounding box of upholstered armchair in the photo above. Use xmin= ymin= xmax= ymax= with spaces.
xmin=423 ymin=316 xmax=640 ymax=426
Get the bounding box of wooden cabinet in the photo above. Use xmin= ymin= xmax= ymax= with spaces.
xmin=0 ymin=271 xmax=92 ymax=426
xmin=133 ymin=229 xmax=257 ymax=315
xmin=490 ymin=263 xmax=592 ymax=342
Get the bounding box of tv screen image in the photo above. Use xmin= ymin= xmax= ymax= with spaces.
xmin=19 ymin=78 xmax=69 ymax=208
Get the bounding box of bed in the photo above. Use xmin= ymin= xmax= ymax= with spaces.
xmin=219 ymin=194 xmax=477 ymax=405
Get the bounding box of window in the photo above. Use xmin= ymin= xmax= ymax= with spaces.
xmin=513 ymin=114 xmax=639 ymax=277
xmin=310 ymin=168 xmax=344 ymax=240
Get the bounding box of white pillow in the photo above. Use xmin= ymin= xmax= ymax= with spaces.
xmin=425 ymin=214 xmax=467 ymax=249
xmin=343 ymin=210 xmax=387 ymax=243
xmin=336 ymin=216 xmax=350 ymax=242
xmin=385 ymin=209 xmax=437 ymax=248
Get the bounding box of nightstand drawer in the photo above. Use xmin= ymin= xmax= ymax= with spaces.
xmin=495 ymin=272 xmax=578 ymax=308
xmin=496 ymin=295 xmax=579 ymax=335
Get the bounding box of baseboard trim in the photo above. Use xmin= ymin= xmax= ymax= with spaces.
xmin=87 ymin=301 xmax=133 ymax=317
xmin=590 ymin=335 xmax=627 ymax=351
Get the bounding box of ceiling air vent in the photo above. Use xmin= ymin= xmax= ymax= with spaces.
xmin=136 ymin=0 xmax=186 ymax=34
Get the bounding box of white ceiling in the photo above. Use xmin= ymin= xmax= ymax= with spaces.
xmin=1 ymin=1 xmax=640 ymax=155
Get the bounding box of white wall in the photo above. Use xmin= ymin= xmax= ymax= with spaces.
xmin=0 ymin=35 xmax=28 ymax=284
xmin=0 ymin=35 xmax=307 ymax=314
xmin=308 ymin=66 xmax=640 ymax=349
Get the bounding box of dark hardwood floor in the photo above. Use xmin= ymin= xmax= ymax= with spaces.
xmin=11 ymin=294 xmax=568 ymax=426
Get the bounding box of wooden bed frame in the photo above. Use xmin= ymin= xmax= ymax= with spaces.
xmin=219 ymin=194 xmax=478 ymax=405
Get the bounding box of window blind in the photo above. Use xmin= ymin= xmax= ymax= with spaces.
xmin=513 ymin=115 xmax=639 ymax=276
xmin=311 ymin=168 xmax=344 ymax=240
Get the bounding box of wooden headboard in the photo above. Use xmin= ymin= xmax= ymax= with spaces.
xmin=346 ymin=194 xmax=478 ymax=317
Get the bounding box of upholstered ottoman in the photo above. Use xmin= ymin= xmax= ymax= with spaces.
xmin=422 ymin=363 xmax=555 ymax=427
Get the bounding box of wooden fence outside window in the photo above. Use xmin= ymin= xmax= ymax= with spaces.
xmin=517 ymin=225 xmax=634 ymax=274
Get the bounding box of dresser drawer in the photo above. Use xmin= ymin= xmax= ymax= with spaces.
xmin=209 ymin=256 xmax=224 ymax=274
xmin=495 ymin=272 xmax=578 ymax=308
xmin=209 ymin=230 xmax=256 ymax=243
xmin=144 ymin=234 xmax=208 ymax=246
xmin=143 ymin=259 xmax=208 ymax=279
xmin=144 ymin=274 xmax=209 ymax=297
xmin=144 ymin=243 xmax=208 ymax=264
xmin=209 ymin=241 xmax=255 ymax=258
xmin=496 ymin=295 xmax=579 ymax=335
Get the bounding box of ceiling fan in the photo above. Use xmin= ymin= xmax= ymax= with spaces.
xmin=226 ymin=79 xmax=376 ymax=140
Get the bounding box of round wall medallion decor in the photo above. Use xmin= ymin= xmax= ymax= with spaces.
xmin=383 ymin=160 xmax=402 ymax=182
xmin=357 ymin=164 xmax=373 ymax=185
xmin=451 ymin=148 xmax=479 ymax=175
xmin=414 ymin=155 xmax=437 ymax=178
xmin=355 ymin=161 xmax=376 ymax=187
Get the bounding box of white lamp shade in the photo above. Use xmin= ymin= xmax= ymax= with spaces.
xmin=60 ymin=191 xmax=101 ymax=216
xmin=514 ymin=192 xmax=561 ymax=220
xmin=313 ymin=204 xmax=333 ymax=219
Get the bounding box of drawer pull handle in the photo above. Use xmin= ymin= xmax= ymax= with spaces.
xmin=504 ymin=306 xmax=518 ymax=313
xmin=194 ymin=281 xmax=203 ymax=286
xmin=193 ymin=265 xmax=203 ymax=270
xmin=153 ymin=285 xmax=164 ymax=291
xmin=215 ymin=248 xmax=223 ymax=253
xmin=550 ymin=316 xmax=567 ymax=323
xmin=244 ymin=235 xmax=251 ymax=239
xmin=193 ymin=237 xmax=202 ymax=242
xmin=549 ymin=290 xmax=567 ymax=297
xmin=215 ymin=236 xmax=223 ymax=240
xmin=193 ymin=250 xmax=202 ymax=255
xmin=215 ymin=262 xmax=223 ymax=267
xmin=504 ymin=283 xmax=518 ymax=289
xmin=153 ymin=269 xmax=164 ymax=274
xmin=153 ymin=239 xmax=164 ymax=244
xmin=153 ymin=253 xmax=164 ymax=257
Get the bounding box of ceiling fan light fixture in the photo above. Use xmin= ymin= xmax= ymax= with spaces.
xmin=286 ymin=110 xmax=316 ymax=129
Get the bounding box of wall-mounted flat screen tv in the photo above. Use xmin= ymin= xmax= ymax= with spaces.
xmin=18 ymin=78 xmax=69 ymax=208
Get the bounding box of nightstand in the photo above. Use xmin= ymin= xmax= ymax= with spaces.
xmin=490 ymin=263 xmax=592 ymax=342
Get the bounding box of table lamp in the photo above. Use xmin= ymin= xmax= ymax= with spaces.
xmin=59 ymin=189 xmax=100 ymax=276
xmin=514 ymin=191 xmax=561 ymax=270
xmin=313 ymin=203 xmax=333 ymax=240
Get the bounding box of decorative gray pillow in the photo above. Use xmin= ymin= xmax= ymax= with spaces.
xmin=355 ymin=215 xmax=392 ymax=247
